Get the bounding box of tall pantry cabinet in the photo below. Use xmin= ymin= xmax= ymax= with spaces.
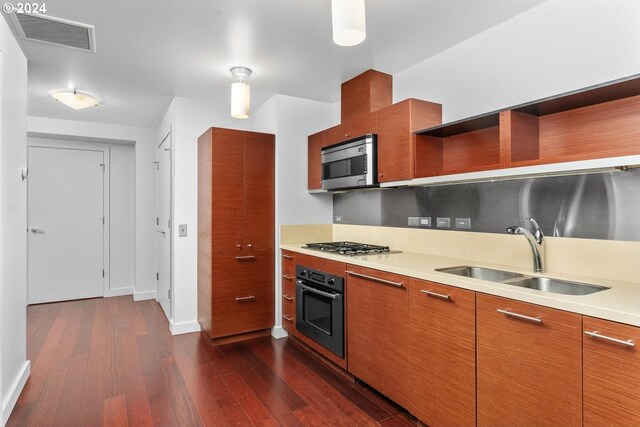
xmin=198 ymin=127 xmax=275 ymax=343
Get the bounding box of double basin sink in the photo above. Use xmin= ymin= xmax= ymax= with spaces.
xmin=436 ymin=266 xmax=609 ymax=296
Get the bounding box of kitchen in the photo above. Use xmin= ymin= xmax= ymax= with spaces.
xmin=1 ymin=1 xmax=640 ymax=426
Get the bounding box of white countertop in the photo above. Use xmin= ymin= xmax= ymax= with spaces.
xmin=281 ymin=243 xmax=640 ymax=328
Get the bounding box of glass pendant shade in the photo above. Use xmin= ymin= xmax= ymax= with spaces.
xmin=231 ymin=81 xmax=250 ymax=119
xmin=332 ymin=0 xmax=366 ymax=47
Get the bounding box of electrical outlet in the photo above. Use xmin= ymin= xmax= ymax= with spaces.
xmin=408 ymin=216 xmax=420 ymax=227
xmin=334 ymin=215 xmax=342 ymax=223
xmin=436 ymin=217 xmax=451 ymax=228
xmin=419 ymin=217 xmax=432 ymax=227
xmin=179 ymin=224 xmax=188 ymax=237
xmin=455 ymin=218 xmax=471 ymax=229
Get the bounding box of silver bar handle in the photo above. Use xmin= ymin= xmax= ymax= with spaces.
xmin=346 ymin=271 xmax=404 ymax=288
xmin=282 ymin=315 xmax=293 ymax=322
xmin=298 ymin=282 xmax=340 ymax=300
xmin=585 ymin=330 xmax=635 ymax=348
xmin=282 ymin=274 xmax=294 ymax=281
xmin=282 ymin=294 xmax=293 ymax=301
xmin=420 ymin=289 xmax=451 ymax=301
xmin=497 ymin=309 xmax=542 ymax=324
xmin=282 ymin=254 xmax=294 ymax=260
xmin=235 ymin=295 xmax=255 ymax=302
xmin=235 ymin=256 xmax=256 ymax=260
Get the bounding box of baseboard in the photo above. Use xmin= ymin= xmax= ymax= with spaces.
xmin=271 ymin=326 xmax=288 ymax=339
xmin=169 ymin=320 xmax=201 ymax=335
xmin=133 ymin=290 xmax=157 ymax=301
xmin=104 ymin=287 xmax=133 ymax=297
xmin=2 ymin=360 xmax=30 ymax=426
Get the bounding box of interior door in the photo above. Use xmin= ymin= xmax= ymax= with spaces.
xmin=156 ymin=134 xmax=172 ymax=319
xmin=28 ymin=146 xmax=105 ymax=304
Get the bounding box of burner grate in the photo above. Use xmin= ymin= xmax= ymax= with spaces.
xmin=305 ymin=241 xmax=393 ymax=256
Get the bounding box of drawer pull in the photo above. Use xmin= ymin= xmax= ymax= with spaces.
xmin=346 ymin=271 xmax=404 ymax=288
xmin=282 ymin=274 xmax=294 ymax=281
xmin=282 ymin=314 xmax=294 ymax=322
xmin=282 ymin=254 xmax=294 ymax=260
xmin=235 ymin=256 xmax=256 ymax=261
xmin=235 ymin=295 xmax=255 ymax=302
xmin=497 ymin=309 xmax=542 ymax=324
xmin=585 ymin=330 xmax=635 ymax=347
xmin=420 ymin=289 xmax=451 ymax=301
xmin=282 ymin=294 xmax=293 ymax=301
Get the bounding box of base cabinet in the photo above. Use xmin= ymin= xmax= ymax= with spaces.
xmin=584 ymin=317 xmax=640 ymax=427
xmin=408 ymin=280 xmax=476 ymax=427
xmin=477 ymin=294 xmax=582 ymax=427
xmin=281 ymin=250 xmax=297 ymax=334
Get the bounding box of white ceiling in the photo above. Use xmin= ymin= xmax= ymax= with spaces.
xmin=10 ymin=0 xmax=545 ymax=129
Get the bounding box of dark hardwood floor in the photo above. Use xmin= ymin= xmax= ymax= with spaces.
xmin=8 ymin=296 xmax=418 ymax=426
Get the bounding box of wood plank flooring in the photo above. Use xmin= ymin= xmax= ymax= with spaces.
xmin=8 ymin=296 xmax=418 ymax=427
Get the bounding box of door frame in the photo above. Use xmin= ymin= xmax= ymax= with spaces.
xmin=156 ymin=126 xmax=173 ymax=320
xmin=26 ymin=143 xmax=111 ymax=298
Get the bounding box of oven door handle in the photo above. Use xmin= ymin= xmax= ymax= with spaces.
xmin=298 ymin=281 xmax=340 ymax=300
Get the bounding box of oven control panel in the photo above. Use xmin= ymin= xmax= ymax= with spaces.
xmin=296 ymin=265 xmax=344 ymax=293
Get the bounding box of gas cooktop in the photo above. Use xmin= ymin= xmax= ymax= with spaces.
xmin=305 ymin=241 xmax=401 ymax=257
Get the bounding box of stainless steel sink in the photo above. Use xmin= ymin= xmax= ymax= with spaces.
xmin=502 ymin=277 xmax=609 ymax=295
xmin=436 ymin=265 xmax=610 ymax=296
xmin=436 ymin=266 xmax=525 ymax=282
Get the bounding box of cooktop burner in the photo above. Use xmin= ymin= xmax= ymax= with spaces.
xmin=305 ymin=241 xmax=400 ymax=257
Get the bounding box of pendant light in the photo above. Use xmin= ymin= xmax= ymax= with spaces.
xmin=230 ymin=66 xmax=252 ymax=119
xmin=51 ymin=89 xmax=101 ymax=110
xmin=331 ymin=0 xmax=366 ymax=47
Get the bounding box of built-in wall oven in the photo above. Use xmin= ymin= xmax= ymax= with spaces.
xmin=295 ymin=265 xmax=344 ymax=358
xmin=321 ymin=134 xmax=377 ymax=191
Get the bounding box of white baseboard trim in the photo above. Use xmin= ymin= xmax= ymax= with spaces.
xmin=2 ymin=360 xmax=30 ymax=426
xmin=170 ymin=320 xmax=201 ymax=335
xmin=133 ymin=290 xmax=157 ymax=301
xmin=271 ymin=326 xmax=288 ymax=339
xmin=104 ymin=287 xmax=133 ymax=298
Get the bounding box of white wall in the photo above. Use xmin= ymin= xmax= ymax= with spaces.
xmin=26 ymin=117 xmax=157 ymax=301
xmin=394 ymin=0 xmax=640 ymax=123
xmin=255 ymin=94 xmax=334 ymax=336
xmin=26 ymin=137 xmax=136 ymax=295
xmin=0 ymin=14 xmax=28 ymax=426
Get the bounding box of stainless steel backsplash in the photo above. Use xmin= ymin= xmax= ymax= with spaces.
xmin=332 ymin=169 xmax=640 ymax=242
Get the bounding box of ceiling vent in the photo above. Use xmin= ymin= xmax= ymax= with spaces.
xmin=9 ymin=13 xmax=96 ymax=52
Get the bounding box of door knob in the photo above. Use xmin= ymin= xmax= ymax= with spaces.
xmin=30 ymin=228 xmax=44 ymax=233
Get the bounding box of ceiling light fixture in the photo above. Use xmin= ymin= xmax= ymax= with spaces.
xmin=51 ymin=89 xmax=100 ymax=110
xmin=230 ymin=66 xmax=252 ymax=119
xmin=332 ymin=0 xmax=366 ymax=47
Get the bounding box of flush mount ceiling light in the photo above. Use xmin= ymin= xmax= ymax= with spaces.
xmin=51 ymin=89 xmax=101 ymax=110
xmin=230 ymin=66 xmax=252 ymax=119
xmin=332 ymin=0 xmax=366 ymax=47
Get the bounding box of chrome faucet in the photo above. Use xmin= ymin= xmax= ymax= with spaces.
xmin=506 ymin=217 xmax=545 ymax=273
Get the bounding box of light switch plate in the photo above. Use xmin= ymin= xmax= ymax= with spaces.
xmin=455 ymin=218 xmax=471 ymax=229
xmin=408 ymin=216 xmax=420 ymax=227
xmin=436 ymin=217 xmax=451 ymax=228
xmin=179 ymin=224 xmax=188 ymax=237
xmin=419 ymin=217 xmax=432 ymax=227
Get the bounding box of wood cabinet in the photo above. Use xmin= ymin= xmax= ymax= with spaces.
xmin=197 ymin=127 xmax=275 ymax=342
xmin=307 ymin=131 xmax=324 ymax=190
xmin=346 ymin=265 xmax=409 ymax=408
xmin=281 ymin=250 xmax=296 ymax=335
xmin=583 ymin=317 xmax=640 ymax=427
xmin=476 ymin=294 xmax=582 ymax=427
xmin=341 ymin=69 xmax=392 ymax=123
xmin=408 ymin=279 xmax=475 ymax=427
xmin=324 ymin=112 xmax=376 ymax=146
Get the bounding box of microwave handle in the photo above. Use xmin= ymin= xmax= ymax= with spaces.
xmin=298 ymin=281 xmax=340 ymax=300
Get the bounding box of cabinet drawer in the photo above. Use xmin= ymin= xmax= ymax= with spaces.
xmin=282 ymin=279 xmax=296 ymax=335
xmin=212 ymin=284 xmax=274 ymax=338
xmin=281 ymin=250 xmax=296 ymax=275
xmin=213 ymin=250 xmax=274 ymax=292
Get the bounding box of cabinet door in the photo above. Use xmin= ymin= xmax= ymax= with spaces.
xmin=243 ymin=131 xmax=275 ymax=252
xmin=477 ymin=294 xmax=582 ymax=427
xmin=346 ymin=266 xmax=409 ymax=407
xmin=307 ymin=131 xmax=324 ymax=190
xmin=211 ymin=250 xmax=274 ymax=338
xmin=408 ymin=280 xmax=476 ymax=427
xmin=211 ymin=128 xmax=245 ymax=253
xmin=377 ymin=101 xmax=411 ymax=182
xmin=325 ymin=113 xmax=376 ymax=146
xmin=584 ymin=317 xmax=640 ymax=427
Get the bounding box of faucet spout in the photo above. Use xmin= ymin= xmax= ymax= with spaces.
xmin=506 ymin=218 xmax=546 ymax=273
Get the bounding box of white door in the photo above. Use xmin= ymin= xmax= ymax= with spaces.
xmin=28 ymin=146 xmax=105 ymax=304
xmin=156 ymin=134 xmax=172 ymax=319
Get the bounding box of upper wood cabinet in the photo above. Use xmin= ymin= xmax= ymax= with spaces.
xmin=346 ymin=265 xmax=409 ymax=408
xmin=583 ymin=317 xmax=640 ymax=427
xmin=325 ymin=111 xmax=377 ymax=146
xmin=307 ymin=131 xmax=324 ymax=190
xmin=341 ymin=69 xmax=392 ymax=123
xmin=476 ymin=294 xmax=582 ymax=427
xmin=408 ymin=279 xmax=476 ymax=427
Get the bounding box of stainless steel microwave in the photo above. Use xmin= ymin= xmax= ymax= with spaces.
xmin=321 ymin=134 xmax=378 ymax=191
